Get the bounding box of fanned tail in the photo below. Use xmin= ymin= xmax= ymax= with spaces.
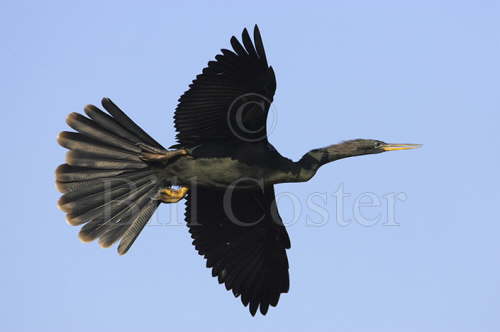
xmin=56 ymin=98 xmax=165 ymax=255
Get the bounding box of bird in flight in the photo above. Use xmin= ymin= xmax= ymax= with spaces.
xmin=56 ymin=25 xmax=420 ymax=316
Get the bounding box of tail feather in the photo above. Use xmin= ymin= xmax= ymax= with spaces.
xmin=79 ymin=183 xmax=158 ymax=243
xmin=55 ymin=167 xmax=144 ymax=193
xmin=56 ymin=98 xmax=165 ymax=254
xmin=66 ymin=112 xmax=142 ymax=153
xmin=58 ymin=131 xmax=143 ymax=162
xmin=56 ymin=164 xmax=130 ymax=184
xmin=66 ymin=151 xmax=148 ymax=170
xmin=118 ymin=198 xmax=160 ymax=255
xmin=58 ymin=175 xmax=156 ymax=216
xmin=59 ymin=169 xmax=155 ymax=204
xmin=84 ymin=105 xmax=144 ymax=144
xmin=101 ymin=98 xmax=164 ymax=149
xmin=97 ymin=187 xmax=160 ymax=249
xmin=66 ymin=179 xmax=152 ymax=225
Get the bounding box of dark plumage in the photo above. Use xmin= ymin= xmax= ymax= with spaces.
xmin=56 ymin=25 xmax=420 ymax=316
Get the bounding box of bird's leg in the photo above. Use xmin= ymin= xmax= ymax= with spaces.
xmin=156 ymin=187 xmax=190 ymax=203
xmin=137 ymin=143 xmax=189 ymax=162
xmin=140 ymin=150 xmax=188 ymax=161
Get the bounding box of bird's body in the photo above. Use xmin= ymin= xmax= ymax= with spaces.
xmin=162 ymin=142 xmax=296 ymax=189
xmin=56 ymin=25 xmax=420 ymax=316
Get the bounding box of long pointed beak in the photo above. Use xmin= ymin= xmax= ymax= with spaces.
xmin=381 ymin=143 xmax=422 ymax=151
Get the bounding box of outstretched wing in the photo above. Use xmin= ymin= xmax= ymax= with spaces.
xmin=185 ymin=185 xmax=290 ymax=316
xmin=173 ymin=25 xmax=276 ymax=146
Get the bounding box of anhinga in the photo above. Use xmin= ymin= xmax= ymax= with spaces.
xmin=56 ymin=26 xmax=420 ymax=316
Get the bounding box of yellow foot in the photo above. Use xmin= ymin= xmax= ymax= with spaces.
xmin=157 ymin=186 xmax=189 ymax=203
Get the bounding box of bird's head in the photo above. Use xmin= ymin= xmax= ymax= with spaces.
xmin=337 ymin=139 xmax=422 ymax=156
xmin=309 ymin=139 xmax=422 ymax=166
xmin=294 ymin=139 xmax=421 ymax=183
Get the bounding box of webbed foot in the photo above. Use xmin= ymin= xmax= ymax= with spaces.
xmin=156 ymin=186 xmax=189 ymax=203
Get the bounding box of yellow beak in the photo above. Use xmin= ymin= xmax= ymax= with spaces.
xmin=381 ymin=143 xmax=422 ymax=151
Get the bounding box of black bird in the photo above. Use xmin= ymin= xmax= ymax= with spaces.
xmin=56 ymin=25 xmax=420 ymax=316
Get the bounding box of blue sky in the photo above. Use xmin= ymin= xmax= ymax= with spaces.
xmin=2 ymin=1 xmax=500 ymax=331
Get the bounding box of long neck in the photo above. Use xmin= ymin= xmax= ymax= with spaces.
xmin=289 ymin=141 xmax=371 ymax=183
